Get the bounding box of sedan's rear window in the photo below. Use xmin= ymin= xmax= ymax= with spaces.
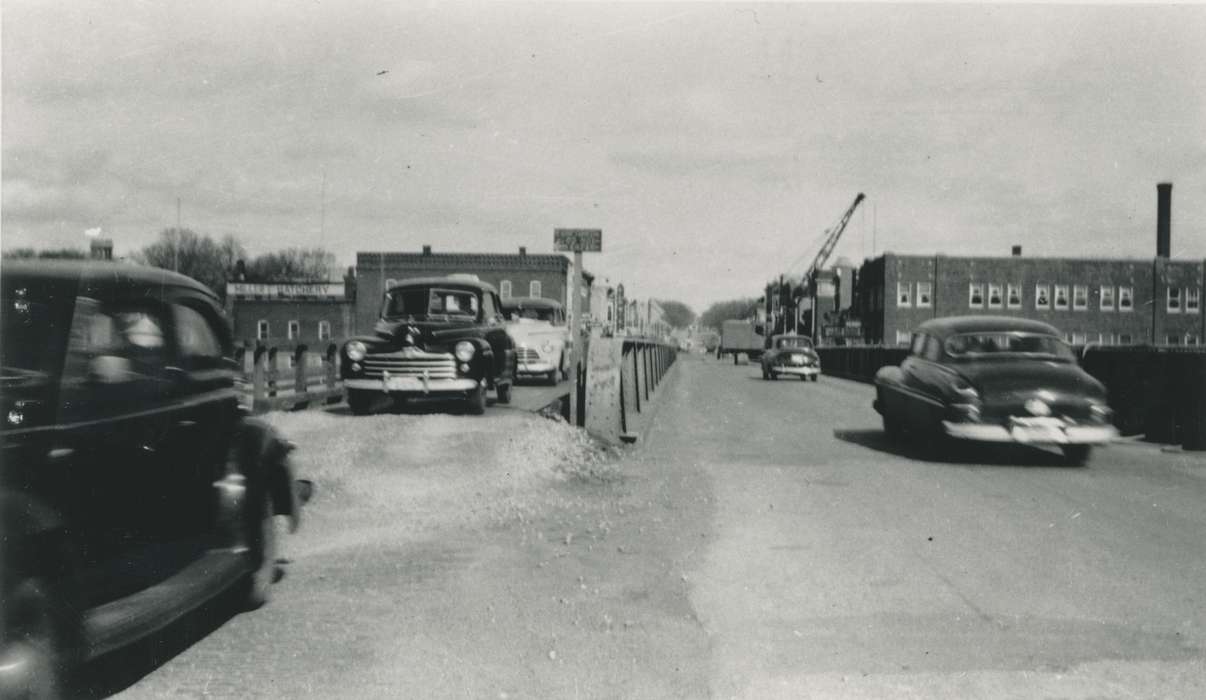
xmin=944 ymin=332 xmax=1074 ymax=361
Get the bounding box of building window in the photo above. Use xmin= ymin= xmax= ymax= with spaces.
xmin=1073 ymin=285 xmax=1088 ymax=311
xmin=1118 ymin=286 xmax=1134 ymax=311
xmin=1006 ymin=284 xmax=1022 ymax=309
xmin=1099 ymin=332 xmax=1115 ymax=345
xmin=1187 ymin=288 xmax=1201 ymax=313
xmin=318 ymin=321 xmax=331 ymax=340
xmin=968 ymin=283 xmax=984 ymax=308
xmin=1186 ymin=334 xmax=1201 ymax=346
xmin=987 ymin=284 xmax=1003 ymax=309
xmin=287 ymin=320 xmax=300 ymax=340
xmin=1118 ymin=333 xmax=1133 ymax=345
xmin=1072 ymin=332 xmax=1087 ymax=345
xmin=1035 ymin=285 xmax=1050 ymax=310
xmin=257 ymin=320 xmax=269 ymax=340
xmin=1166 ymin=334 xmax=1182 ymax=346
xmin=1167 ymin=287 xmax=1182 ymax=313
xmin=916 ymin=282 xmax=932 ymax=308
xmin=1100 ymin=286 xmax=1114 ymax=311
xmin=896 ymin=330 xmax=912 ymax=346
xmin=529 ymin=280 xmax=542 ymax=298
xmin=897 ymin=282 xmax=912 ymax=307
xmin=1054 ymin=285 xmax=1069 ymax=310
xmin=499 ymin=280 xmax=512 ymax=299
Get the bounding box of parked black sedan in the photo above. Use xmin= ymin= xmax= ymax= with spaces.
xmin=1 ymin=261 xmax=309 ymax=697
xmin=873 ymin=316 xmax=1118 ymax=465
xmin=340 ymin=275 xmax=516 ymax=415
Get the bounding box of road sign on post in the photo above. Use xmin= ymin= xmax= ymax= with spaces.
xmin=554 ymin=228 xmax=602 ymax=427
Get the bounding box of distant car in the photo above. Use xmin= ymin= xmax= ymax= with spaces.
xmin=873 ymin=316 xmax=1118 ymax=465
xmin=501 ymin=297 xmax=570 ymax=385
xmin=340 ymin=275 xmax=516 ymax=415
xmin=1 ymin=261 xmax=308 ymax=697
xmin=760 ymin=334 xmax=821 ymax=381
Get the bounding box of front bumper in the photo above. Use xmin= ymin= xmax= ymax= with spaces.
xmin=516 ymin=360 xmax=557 ymax=375
xmin=941 ymin=419 xmax=1118 ymax=445
xmin=771 ymin=366 xmax=820 ymax=377
xmin=344 ymin=376 xmax=481 ymax=394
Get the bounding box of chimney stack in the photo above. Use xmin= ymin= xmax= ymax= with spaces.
xmin=518 ymin=246 xmax=527 ymax=256
xmin=1157 ymin=182 xmax=1172 ymax=258
xmin=422 ymin=245 xmax=432 ymax=256
xmin=89 ymin=238 xmax=113 ymax=260
xmin=1011 ymin=245 xmax=1022 ymax=257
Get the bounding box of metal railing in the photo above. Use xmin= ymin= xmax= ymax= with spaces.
xmin=234 ymin=340 xmax=345 ymax=414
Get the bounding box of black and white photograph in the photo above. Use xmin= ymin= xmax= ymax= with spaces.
xmin=2 ymin=1 xmax=1205 ymax=697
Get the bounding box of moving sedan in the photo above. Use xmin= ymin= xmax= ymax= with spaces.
xmin=873 ymin=316 xmax=1118 ymax=465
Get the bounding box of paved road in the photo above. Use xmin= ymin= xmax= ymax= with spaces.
xmin=103 ymin=354 xmax=1205 ymax=698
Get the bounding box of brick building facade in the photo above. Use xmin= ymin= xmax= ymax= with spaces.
xmin=225 ymin=278 xmax=356 ymax=349
xmin=354 ymin=246 xmax=591 ymax=333
xmin=853 ymin=253 xmax=1205 ymax=347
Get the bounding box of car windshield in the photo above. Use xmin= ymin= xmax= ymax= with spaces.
xmin=383 ymin=287 xmax=480 ymax=320
xmin=944 ymin=332 xmax=1075 ymax=361
xmin=777 ymin=337 xmax=813 ymax=349
xmin=508 ymin=307 xmax=559 ymax=323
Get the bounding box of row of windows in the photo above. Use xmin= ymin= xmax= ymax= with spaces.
xmin=893 ymin=330 xmax=1200 ymax=346
xmin=256 ymin=320 xmax=331 ymax=341
xmin=897 ymin=282 xmax=1201 ymax=313
xmin=383 ymin=278 xmax=542 ymax=299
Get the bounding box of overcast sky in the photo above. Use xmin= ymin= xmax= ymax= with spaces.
xmin=3 ymin=1 xmax=1204 ymax=311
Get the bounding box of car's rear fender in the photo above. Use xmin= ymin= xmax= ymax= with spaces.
xmin=227 ymin=418 xmax=300 ymax=534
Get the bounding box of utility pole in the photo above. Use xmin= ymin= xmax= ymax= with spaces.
xmin=175 ymin=197 xmax=181 ymax=272
xmin=320 ymin=170 xmax=327 ymax=246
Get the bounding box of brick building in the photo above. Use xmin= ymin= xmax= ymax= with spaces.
xmin=851 ymin=253 xmax=1204 ymax=347
xmin=354 ymin=245 xmax=591 ymax=333
xmin=225 ymin=275 xmax=356 ymax=348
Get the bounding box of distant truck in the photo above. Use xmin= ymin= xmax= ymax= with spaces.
xmin=717 ymin=319 xmax=766 ymax=364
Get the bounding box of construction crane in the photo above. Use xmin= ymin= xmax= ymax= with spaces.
xmin=801 ymin=192 xmax=866 ymax=289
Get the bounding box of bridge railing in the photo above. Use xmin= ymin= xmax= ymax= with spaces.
xmin=233 ymin=340 xmax=345 ymax=414
xmin=816 ymin=344 xmax=1206 ymax=448
xmin=574 ymin=336 xmax=679 ymax=444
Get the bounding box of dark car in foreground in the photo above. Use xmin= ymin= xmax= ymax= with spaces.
xmin=873 ymin=316 xmax=1118 ymax=465
xmin=0 ymin=261 xmax=308 ymax=697
xmin=340 ymin=275 xmax=516 ymax=415
xmin=760 ymin=334 xmax=821 ymax=381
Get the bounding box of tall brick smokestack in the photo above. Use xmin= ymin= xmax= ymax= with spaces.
xmin=1157 ymin=182 xmax=1172 ymax=258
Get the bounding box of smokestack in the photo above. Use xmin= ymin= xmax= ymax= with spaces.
xmin=1157 ymin=182 xmax=1172 ymax=258
xmin=422 ymin=245 xmax=432 ymax=256
xmin=1011 ymin=245 xmax=1022 ymax=257
xmin=518 ymin=246 xmax=527 ymax=256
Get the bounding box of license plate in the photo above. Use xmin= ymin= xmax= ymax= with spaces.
xmin=384 ymin=377 xmax=427 ymax=392
xmin=1010 ymin=425 xmax=1067 ymax=443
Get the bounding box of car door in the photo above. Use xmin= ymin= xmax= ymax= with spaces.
xmin=480 ymin=291 xmax=513 ymax=384
xmin=899 ymin=334 xmax=950 ymax=431
xmin=159 ymin=296 xmax=242 ymax=543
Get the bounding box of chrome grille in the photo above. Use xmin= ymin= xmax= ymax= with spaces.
xmin=517 ymin=347 xmax=542 ymax=363
xmin=362 ymin=349 xmax=457 ymax=379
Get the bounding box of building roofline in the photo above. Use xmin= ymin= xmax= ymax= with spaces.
xmin=865 ymin=252 xmax=1205 ymax=266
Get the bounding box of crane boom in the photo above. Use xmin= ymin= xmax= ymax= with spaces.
xmin=804 ymin=192 xmax=866 ymax=284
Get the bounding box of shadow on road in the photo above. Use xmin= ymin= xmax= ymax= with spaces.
xmin=833 ymin=428 xmax=1077 ymax=468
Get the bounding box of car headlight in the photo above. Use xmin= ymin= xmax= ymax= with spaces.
xmin=455 ymin=341 xmax=476 ymax=362
xmin=954 ymin=382 xmax=979 ymax=400
xmin=541 ymin=340 xmax=555 ymax=354
xmin=345 ymin=340 xmax=366 ymax=361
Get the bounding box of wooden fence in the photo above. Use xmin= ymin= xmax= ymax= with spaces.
xmin=234 ymin=340 xmax=345 ymax=414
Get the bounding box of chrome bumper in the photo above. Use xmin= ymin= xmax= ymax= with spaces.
xmin=773 ymin=366 xmax=820 ymax=377
xmin=517 ymin=361 xmax=557 ymax=374
xmin=942 ymin=421 xmax=1118 ymax=445
xmin=344 ymin=376 xmax=480 ymax=394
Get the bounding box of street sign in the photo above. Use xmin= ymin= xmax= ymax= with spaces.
xmin=554 ymin=228 xmax=602 ymax=252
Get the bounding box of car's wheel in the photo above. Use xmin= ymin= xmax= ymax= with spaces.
xmin=466 ymin=383 xmax=487 ymax=415
xmin=497 ymin=381 xmax=513 ymax=404
xmin=810 ymin=374 xmax=819 ymax=382
xmin=347 ymin=390 xmax=375 ymax=416
xmin=240 ymin=490 xmax=279 ymax=610
xmin=733 ymin=353 xmax=739 ymax=366
xmin=1060 ymin=444 xmax=1092 ymax=466
xmin=2 ymin=577 xmax=82 ymax=700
